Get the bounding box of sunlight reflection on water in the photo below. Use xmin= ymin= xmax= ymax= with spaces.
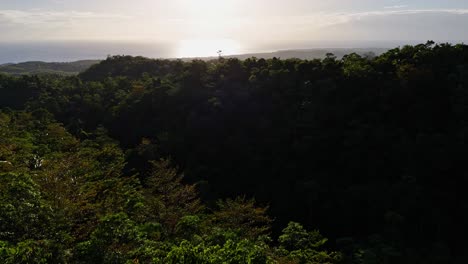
xmin=176 ymin=39 xmax=241 ymax=58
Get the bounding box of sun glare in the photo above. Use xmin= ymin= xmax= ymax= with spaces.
xmin=181 ymin=0 xmax=237 ymax=18
xmin=172 ymin=0 xmax=242 ymax=58
xmin=177 ymin=39 xmax=240 ymax=58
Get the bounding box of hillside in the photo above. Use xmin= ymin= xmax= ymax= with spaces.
xmin=0 ymin=60 xmax=100 ymax=75
xmin=1 ymin=42 xmax=468 ymax=263
xmin=0 ymin=48 xmax=387 ymax=76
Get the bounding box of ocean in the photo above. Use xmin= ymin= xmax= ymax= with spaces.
xmin=0 ymin=41 xmax=176 ymax=64
xmin=0 ymin=40 xmax=452 ymax=64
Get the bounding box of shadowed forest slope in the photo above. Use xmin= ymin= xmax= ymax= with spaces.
xmin=1 ymin=42 xmax=468 ymax=263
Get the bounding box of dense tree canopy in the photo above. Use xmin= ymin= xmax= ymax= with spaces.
xmin=1 ymin=42 xmax=468 ymax=263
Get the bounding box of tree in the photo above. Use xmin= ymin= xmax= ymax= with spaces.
xmin=277 ymin=222 xmax=342 ymax=264
xmin=211 ymin=197 xmax=272 ymax=240
xmin=142 ymin=159 xmax=203 ymax=235
xmin=0 ymin=173 xmax=68 ymax=263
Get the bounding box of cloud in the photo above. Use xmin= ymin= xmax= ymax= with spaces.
xmin=226 ymin=9 xmax=467 ymax=31
xmin=0 ymin=9 xmax=130 ymax=26
xmin=311 ymin=9 xmax=468 ymax=42
xmin=0 ymin=9 xmax=134 ymax=41
xmin=228 ymin=8 xmax=468 ymax=44
xmin=254 ymin=9 xmax=468 ymax=29
xmin=0 ymin=7 xmax=467 ymax=44
xmin=357 ymin=9 xmax=468 ymax=16
xmin=384 ymin=5 xmax=408 ymax=9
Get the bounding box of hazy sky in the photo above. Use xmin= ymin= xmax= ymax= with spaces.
xmin=1 ymin=0 xmax=468 ymax=55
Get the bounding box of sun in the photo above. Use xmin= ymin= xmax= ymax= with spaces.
xmin=177 ymin=39 xmax=240 ymax=58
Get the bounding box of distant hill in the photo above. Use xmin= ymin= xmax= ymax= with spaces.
xmin=79 ymin=48 xmax=391 ymax=81
xmin=0 ymin=60 xmax=100 ymax=75
xmin=0 ymin=48 xmax=389 ymax=75
xmin=184 ymin=48 xmax=390 ymax=61
xmin=239 ymin=48 xmax=389 ymax=59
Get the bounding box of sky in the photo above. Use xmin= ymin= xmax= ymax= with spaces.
xmin=1 ymin=0 xmax=468 ymax=58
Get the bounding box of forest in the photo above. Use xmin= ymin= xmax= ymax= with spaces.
xmin=1 ymin=41 xmax=468 ymax=263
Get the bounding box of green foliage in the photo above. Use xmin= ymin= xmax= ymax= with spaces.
xmin=143 ymin=159 xmax=203 ymax=235
xmin=1 ymin=42 xmax=468 ymax=262
xmin=277 ymin=222 xmax=342 ymax=264
xmin=0 ymin=173 xmax=52 ymax=242
xmin=342 ymin=53 xmax=375 ymax=78
xmin=211 ymin=197 xmax=272 ymax=240
xmin=75 ymin=213 xmax=143 ymax=263
xmin=0 ymin=240 xmax=61 ymax=264
xmin=279 ymin=222 xmax=328 ymax=251
xmin=175 ymin=215 xmax=203 ymax=240
xmin=0 ymin=173 xmax=70 ymax=263
xmin=164 ymin=239 xmax=273 ymax=264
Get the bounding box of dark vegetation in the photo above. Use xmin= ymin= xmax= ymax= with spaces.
xmin=1 ymin=41 xmax=468 ymax=263
xmin=0 ymin=48 xmax=386 ymax=76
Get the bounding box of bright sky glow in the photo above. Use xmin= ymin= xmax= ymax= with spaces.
xmin=1 ymin=1 xmax=468 ymax=58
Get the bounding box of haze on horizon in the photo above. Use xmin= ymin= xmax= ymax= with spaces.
xmin=1 ymin=0 xmax=468 ymax=60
